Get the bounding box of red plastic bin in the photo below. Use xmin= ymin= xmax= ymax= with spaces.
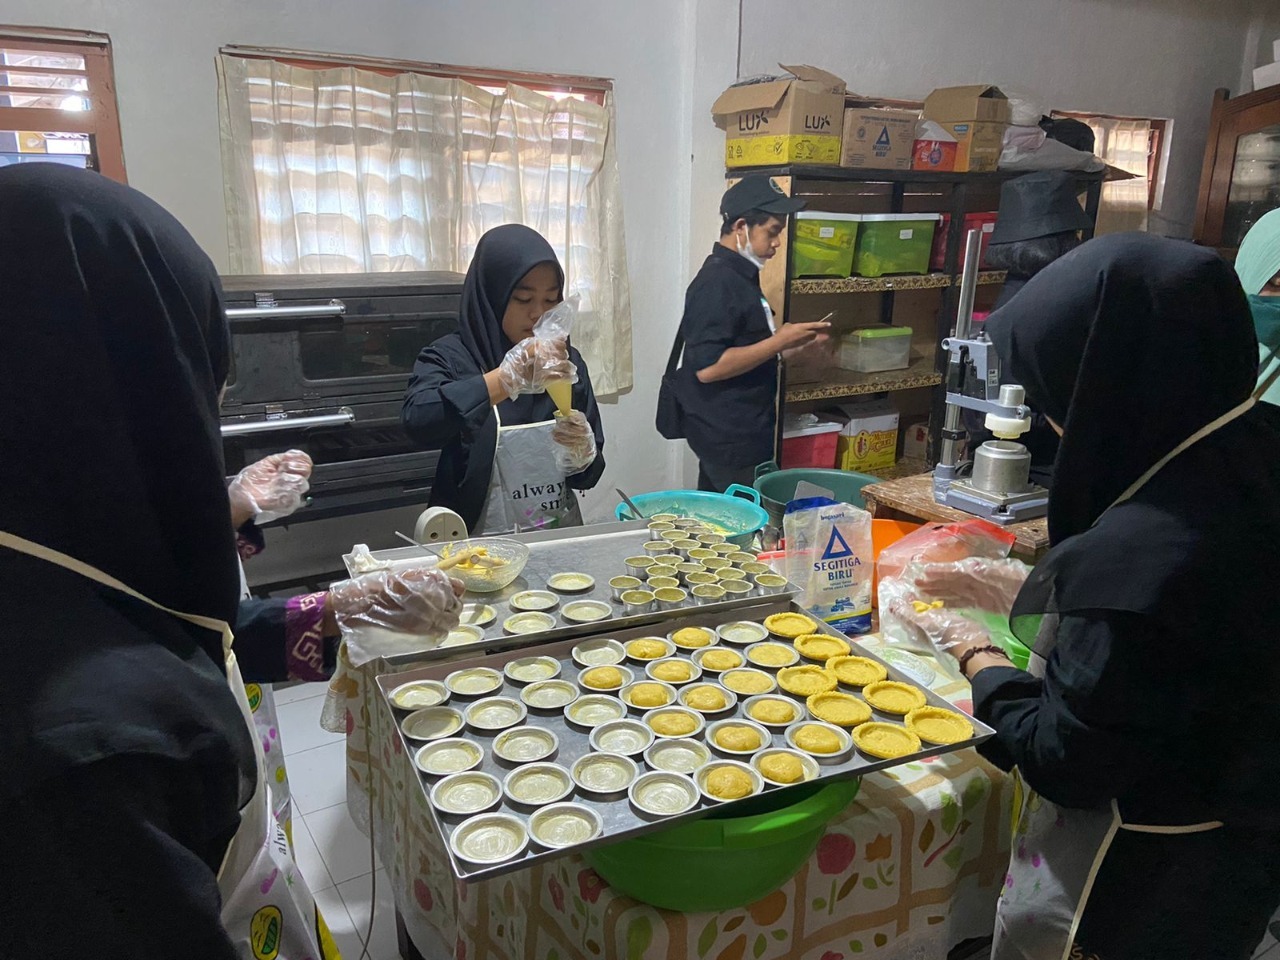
xmin=929 ymin=211 xmax=998 ymax=272
xmin=780 ymin=418 xmax=842 ymax=469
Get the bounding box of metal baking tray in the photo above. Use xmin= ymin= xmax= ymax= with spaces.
xmin=376 ymin=597 xmax=994 ymax=883
xmin=346 ymin=521 xmax=797 ymax=667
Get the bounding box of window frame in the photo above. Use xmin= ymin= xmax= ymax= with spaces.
xmin=220 ymin=45 xmax=610 ymax=104
xmin=1052 ymin=110 xmax=1168 ymax=210
xmin=0 ymin=26 xmax=125 ymax=181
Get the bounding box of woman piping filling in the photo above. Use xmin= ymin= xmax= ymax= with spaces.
xmin=402 ymin=224 xmax=606 ymax=535
xmin=905 ymin=233 xmax=1280 ymax=960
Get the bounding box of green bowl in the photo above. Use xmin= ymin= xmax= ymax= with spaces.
xmin=584 ymin=777 xmax=860 ymax=912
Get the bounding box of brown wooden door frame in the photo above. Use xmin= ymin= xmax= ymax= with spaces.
xmin=1194 ymin=85 xmax=1280 ymax=249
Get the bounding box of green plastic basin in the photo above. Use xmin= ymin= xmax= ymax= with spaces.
xmin=753 ymin=461 xmax=879 ymax=530
xmin=583 ymin=777 xmax=860 ymax=912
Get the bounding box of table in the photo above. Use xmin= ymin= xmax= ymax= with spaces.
xmin=862 ymin=473 xmax=1050 ymax=563
xmin=330 ymin=635 xmax=1014 ymax=960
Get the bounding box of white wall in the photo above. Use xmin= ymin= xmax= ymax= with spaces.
xmin=738 ymin=0 xmax=1261 ymax=236
xmin=5 ymin=0 xmax=1270 ymax=551
xmin=6 ymin=0 xmax=696 ymax=526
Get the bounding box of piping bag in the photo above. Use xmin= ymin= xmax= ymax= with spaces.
xmin=532 ymin=294 xmax=580 ymax=416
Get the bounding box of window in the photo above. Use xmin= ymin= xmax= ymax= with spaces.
xmin=1053 ymin=111 xmax=1170 ymax=213
xmin=217 ymin=47 xmax=633 ymax=394
xmin=0 ymin=26 xmax=124 ymax=181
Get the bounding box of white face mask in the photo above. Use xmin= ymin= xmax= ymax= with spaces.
xmin=735 ymin=227 xmax=767 ymax=270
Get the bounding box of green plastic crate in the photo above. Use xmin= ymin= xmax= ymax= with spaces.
xmin=850 ymin=213 xmax=942 ymax=277
xmin=792 ymin=211 xmax=860 ymax=278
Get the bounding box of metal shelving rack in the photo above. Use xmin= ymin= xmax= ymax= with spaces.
xmin=727 ymin=164 xmax=1106 ymax=473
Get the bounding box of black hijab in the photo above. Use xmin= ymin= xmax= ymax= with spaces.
xmin=0 ymin=164 xmax=240 ymax=656
xmin=987 ymin=233 xmax=1280 ymax=627
xmin=0 ymin=164 xmax=254 ymax=803
xmin=460 ymin=223 xmax=564 ymax=366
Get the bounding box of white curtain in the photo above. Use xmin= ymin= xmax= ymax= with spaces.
xmin=217 ymin=53 xmax=632 ymax=395
xmin=1083 ymin=116 xmax=1151 ymax=234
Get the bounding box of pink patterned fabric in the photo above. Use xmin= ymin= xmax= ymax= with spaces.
xmin=284 ymin=592 xmax=328 ymax=681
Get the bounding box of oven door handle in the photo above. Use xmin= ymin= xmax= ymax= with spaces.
xmin=224 ymin=299 xmax=346 ymax=320
xmin=220 ymin=407 xmax=356 ymax=437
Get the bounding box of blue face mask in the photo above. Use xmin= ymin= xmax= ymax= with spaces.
xmin=1249 ymin=294 xmax=1280 ymax=350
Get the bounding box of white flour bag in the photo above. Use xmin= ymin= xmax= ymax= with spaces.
xmin=783 ymin=497 xmax=874 ymax=635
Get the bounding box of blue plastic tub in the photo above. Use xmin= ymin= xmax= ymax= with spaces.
xmin=614 ymin=486 xmax=768 ymax=547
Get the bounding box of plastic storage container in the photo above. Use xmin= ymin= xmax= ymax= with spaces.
xmin=849 ymin=213 xmax=941 ymax=276
xmin=838 ymin=326 xmax=913 ymax=373
xmin=929 ymin=211 xmax=998 ymax=271
xmin=791 ymin=211 xmax=860 ymax=278
xmin=780 ymin=416 xmax=843 ymax=469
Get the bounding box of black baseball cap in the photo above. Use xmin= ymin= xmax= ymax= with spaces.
xmin=720 ymin=176 xmax=806 ymax=221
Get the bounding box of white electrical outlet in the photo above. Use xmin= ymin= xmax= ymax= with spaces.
xmin=414 ymin=506 xmax=469 ymax=544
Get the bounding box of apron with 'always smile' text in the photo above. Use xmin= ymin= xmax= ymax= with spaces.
xmin=478 ymin=405 xmax=583 ymax=535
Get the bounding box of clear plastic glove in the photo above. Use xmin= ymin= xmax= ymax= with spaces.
xmin=885 ymin=597 xmax=992 ymax=666
xmin=909 ymin=557 xmax=1030 ymax=617
xmin=327 ymin=567 xmax=464 ymax=639
xmin=497 ymin=336 xmax=578 ymax=400
xmin=551 ymin=410 xmax=597 ymax=474
xmin=228 ymin=449 xmax=313 ymax=524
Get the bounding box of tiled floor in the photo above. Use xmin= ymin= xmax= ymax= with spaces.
xmin=275 ymin=681 xmax=402 ymax=960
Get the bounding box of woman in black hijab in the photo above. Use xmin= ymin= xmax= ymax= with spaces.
xmin=0 ymin=164 xmax=254 ymax=956
xmin=402 ymin=224 xmax=606 ymax=535
xmin=909 ymin=234 xmax=1280 ymax=959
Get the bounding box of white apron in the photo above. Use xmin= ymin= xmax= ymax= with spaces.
xmin=991 ymin=389 xmax=1263 ymax=960
xmin=478 ymin=405 xmax=583 ymax=535
xmin=0 ymin=531 xmax=340 ymax=960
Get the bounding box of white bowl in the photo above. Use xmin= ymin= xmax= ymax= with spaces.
xmin=401 ymin=706 xmax=464 ymax=742
xmin=520 ymin=679 xmax=579 ymax=712
xmin=629 ymin=771 xmax=700 ymax=817
xmin=430 ymin=771 xmax=502 ymax=816
xmin=572 ymin=752 xmax=639 ymax=795
xmin=751 ymin=748 xmax=821 ymax=786
xmin=444 ymin=667 xmax=504 ymax=698
xmin=528 ymin=803 xmax=603 ymax=850
xmin=696 ymin=759 xmax=765 ymax=804
xmin=449 ymin=812 xmax=529 ymax=864
xmin=564 ymin=695 xmax=627 ymax=728
xmin=716 ymin=621 xmax=769 ymax=645
xmin=503 ymin=656 xmax=561 ymax=685
xmin=705 ymin=719 xmax=773 ymax=757
xmin=492 ymin=725 xmax=558 ymax=764
xmin=389 ymin=679 xmax=450 ymax=710
xmin=571 ymin=638 xmax=626 ymax=668
xmin=502 ymin=763 xmax=574 ymax=807
xmin=589 ymin=719 xmax=655 ymax=757
xmin=414 ymin=738 xmax=483 ymax=776
xmin=784 ymin=720 xmax=854 ymax=763
xmin=644 ymin=738 xmax=712 ymax=775
xmin=464 ymin=697 xmax=527 ymax=732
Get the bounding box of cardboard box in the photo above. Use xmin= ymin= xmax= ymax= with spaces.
xmin=913 ymin=137 xmax=958 ymax=171
xmin=835 ymin=400 xmax=900 ymax=472
xmin=841 ymin=102 xmax=919 ymax=169
xmin=713 ymin=64 xmax=847 ymax=168
xmin=902 ymin=420 xmax=930 ymax=460
xmin=922 ymin=85 xmax=1011 ymax=172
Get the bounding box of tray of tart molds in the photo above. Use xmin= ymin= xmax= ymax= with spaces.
xmin=349 ymin=520 xmax=798 ymax=669
xmin=377 ymin=597 xmax=994 ymax=883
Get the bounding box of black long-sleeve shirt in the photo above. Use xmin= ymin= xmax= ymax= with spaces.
xmin=402 ymin=332 xmax=605 ymax=532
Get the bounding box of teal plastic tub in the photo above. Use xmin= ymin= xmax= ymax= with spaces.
xmin=585 ymin=778 xmax=860 ymax=912
xmin=850 ymin=213 xmax=942 ymax=277
xmin=792 ymin=211 xmax=860 ymax=277
xmin=614 ymin=487 xmax=768 ymax=548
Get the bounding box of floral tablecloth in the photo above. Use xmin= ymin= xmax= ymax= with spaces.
xmin=329 ymin=635 xmax=1014 ymax=960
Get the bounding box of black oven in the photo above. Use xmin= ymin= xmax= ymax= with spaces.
xmin=219 ymin=271 xmax=464 ymax=523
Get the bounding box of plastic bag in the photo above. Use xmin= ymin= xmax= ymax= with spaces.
xmin=783 ymin=497 xmax=874 ymax=635
xmin=877 ymin=518 xmax=1015 ymax=583
xmin=533 ymin=294 xmax=580 ymax=414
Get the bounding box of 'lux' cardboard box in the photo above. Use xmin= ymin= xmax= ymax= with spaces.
xmin=841 ymin=100 xmax=919 ymax=170
xmin=714 ymin=64 xmax=847 ymax=168
xmin=922 ymin=85 xmax=1011 ymax=172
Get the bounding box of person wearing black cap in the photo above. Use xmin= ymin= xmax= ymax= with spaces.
xmin=661 ymin=176 xmax=831 ymax=491
xmin=966 ymin=170 xmax=1093 ymax=484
